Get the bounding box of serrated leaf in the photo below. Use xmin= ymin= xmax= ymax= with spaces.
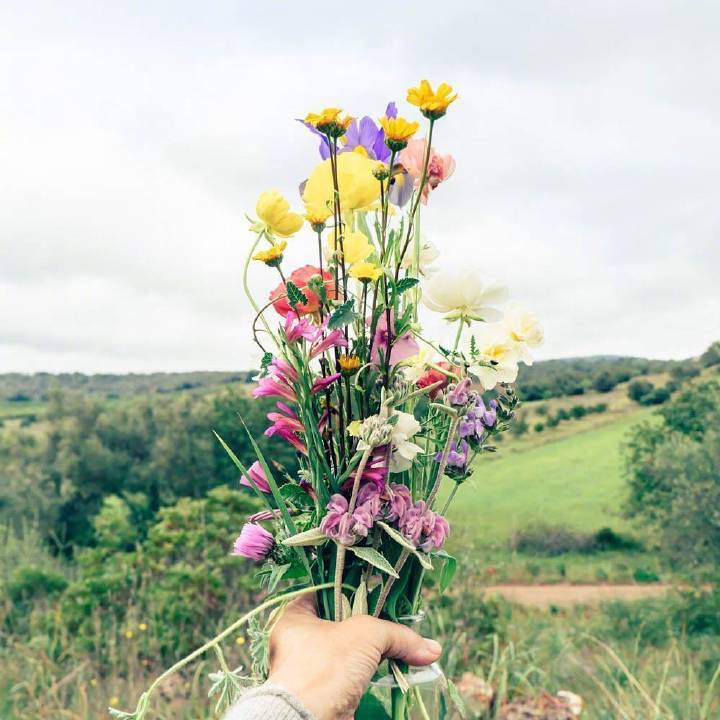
xmin=394 ymin=277 xmax=419 ymax=295
xmin=328 ymin=299 xmax=356 ymax=329
xmin=352 ymin=581 xmax=368 ymax=616
xmin=347 ymin=546 xmax=399 ymax=578
xmin=286 ymin=280 xmax=308 ymax=308
xmin=281 ymin=527 xmax=327 ymax=546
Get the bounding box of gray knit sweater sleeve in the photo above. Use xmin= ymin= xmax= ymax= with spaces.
xmin=223 ymin=683 xmax=316 ymax=720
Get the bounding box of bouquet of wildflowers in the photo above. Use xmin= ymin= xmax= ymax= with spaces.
xmin=114 ymin=80 xmax=542 ymax=720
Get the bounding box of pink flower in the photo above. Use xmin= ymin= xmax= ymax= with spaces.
xmin=320 ymin=493 xmax=377 ymax=545
xmin=371 ymin=313 xmax=419 ymax=366
xmin=419 ymin=511 xmax=450 ymax=552
xmin=284 ymin=311 xmax=319 ymax=343
xmin=399 ymin=139 xmax=455 ymax=205
xmin=387 ymin=483 xmax=413 ymax=522
xmin=252 ymin=359 xmax=299 ymax=403
xmin=309 ymin=328 xmax=348 ymax=359
xmin=343 ymin=446 xmax=389 ymax=492
xmin=311 ymin=372 xmax=341 ymax=394
xmin=270 ymin=265 xmax=337 ymax=317
xmin=416 ymin=362 xmax=457 ymax=399
xmin=232 ymin=523 xmax=274 ymax=561
xmin=247 ymin=508 xmax=282 ymax=522
xmin=264 ymin=402 xmax=308 ymax=454
xmin=240 ymin=461 xmax=271 ymax=494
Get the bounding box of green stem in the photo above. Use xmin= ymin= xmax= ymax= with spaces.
xmin=451 ymin=318 xmax=465 ymax=355
xmin=427 ymin=415 xmax=460 ymax=508
xmin=441 ymin=481 xmax=460 ymax=516
xmin=391 ymin=686 xmax=407 ymax=720
xmin=121 ymin=583 xmax=338 ymax=720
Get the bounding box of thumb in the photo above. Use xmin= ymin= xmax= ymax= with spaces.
xmin=374 ymin=619 xmax=442 ymax=667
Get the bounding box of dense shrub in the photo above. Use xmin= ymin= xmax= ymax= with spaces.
xmin=628 ymin=380 xmax=654 ymax=403
xmin=510 ymin=525 xmax=642 ymax=556
xmin=7 ymin=566 xmax=68 ymax=603
xmin=592 ymin=372 xmax=617 ymax=393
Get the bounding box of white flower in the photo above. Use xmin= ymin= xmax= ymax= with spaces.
xmin=401 ymin=240 xmax=439 ymax=276
xmin=389 ymin=411 xmax=423 ymax=473
xmin=557 ymin=691 xmax=583 ymax=716
xmin=400 ymin=349 xmax=432 ymax=383
xmin=421 ymin=268 xmax=509 ymax=322
xmin=468 ymin=326 xmax=519 ymax=390
xmin=503 ymin=305 xmax=544 ymax=365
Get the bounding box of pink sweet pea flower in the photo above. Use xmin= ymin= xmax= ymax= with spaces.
xmin=399 ymin=139 xmax=456 ymax=205
xmin=240 ymin=461 xmax=271 ymax=494
xmin=232 ymin=523 xmax=275 ymax=561
xmin=311 ymin=372 xmax=341 ymax=394
xmin=371 ymin=313 xmax=419 ymax=365
xmin=309 ymin=328 xmax=348 ymax=359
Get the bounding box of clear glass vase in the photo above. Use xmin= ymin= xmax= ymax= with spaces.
xmin=357 ymin=613 xmax=445 ymax=720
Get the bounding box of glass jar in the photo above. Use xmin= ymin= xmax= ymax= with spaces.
xmin=357 ymin=613 xmax=445 ymax=720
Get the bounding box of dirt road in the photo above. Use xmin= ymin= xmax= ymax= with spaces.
xmin=483 ymin=583 xmax=669 ymax=609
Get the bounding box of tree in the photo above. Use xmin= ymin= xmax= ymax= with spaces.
xmin=625 ymin=381 xmax=720 ymax=567
xmin=592 ymin=371 xmax=617 ymax=393
xmin=628 ymin=380 xmax=654 ymax=403
xmin=700 ymin=340 xmax=720 ymax=368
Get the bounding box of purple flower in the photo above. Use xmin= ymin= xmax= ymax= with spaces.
xmin=371 ymin=312 xmax=420 ymax=366
xmin=447 ymin=378 xmax=472 ymax=406
xmin=232 ymin=523 xmax=275 ymax=561
xmin=387 ymin=483 xmax=413 ymax=522
xmin=419 ymin=512 xmax=450 ymax=552
xmin=398 ymin=500 xmax=427 ymax=545
xmin=240 ymin=461 xmax=271 ymax=494
xmin=445 ymin=440 xmax=470 ymax=468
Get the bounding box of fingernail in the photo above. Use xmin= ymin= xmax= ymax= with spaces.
xmin=423 ymin=638 xmax=442 ymax=654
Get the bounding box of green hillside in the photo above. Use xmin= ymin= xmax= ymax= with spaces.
xmin=444 ymin=408 xmax=656 ymax=544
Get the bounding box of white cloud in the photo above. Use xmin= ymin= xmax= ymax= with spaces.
xmin=1 ymin=0 xmax=718 ymax=372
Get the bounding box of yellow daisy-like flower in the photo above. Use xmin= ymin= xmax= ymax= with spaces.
xmin=125 ymin=630 xmax=134 ymax=639
xmin=338 ymin=354 xmax=361 ymax=376
xmin=304 ymin=203 xmax=332 ymax=231
xmin=379 ymin=116 xmax=420 ymax=151
xmin=326 ymin=231 xmax=373 ymax=266
xmin=407 ymin=80 xmax=458 ymax=119
xmin=305 ymin=107 xmax=353 ymax=137
xmin=235 ymin=636 xmax=246 ymax=646
xmin=138 ymin=623 xmax=148 ymax=632
xmin=349 ymin=262 xmax=383 ymax=283
xmin=347 ymin=419 xmax=362 ymax=437
xmin=254 ymin=191 xmax=304 ymax=238
xmin=303 ymin=152 xmax=381 ymax=213
xmin=252 ymin=241 xmax=287 ymax=267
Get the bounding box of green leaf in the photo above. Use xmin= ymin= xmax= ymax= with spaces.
xmin=213 ymin=431 xmax=272 ymax=510
xmin=446 ymin=679 xmax=468 ymax=719
xmin=279 ymin=483 xmax=313 ymax=509
xmin=436 ymin=551 xmax=457 ymax=594
xmin=394 ymin=277 xmax=419 ymax=296
xmin=352 ymin=580 xmax=368 ymax=616
xmin=286 ymin=280 xmax=308 ymax=308
xmin=376 ymin=521 xmax=415 ymax=551
xmin=281 ymin=527 xmax=327 ymax=547
xmin=356 ymin=691 xmax=391 ymax=720
xmin=347 ymin=546 xmax=399 ymax=578
xmin=328 ymin=299 xmax=356 ymax=329
xmin=259 ymin=351 xmax=273 ymax=376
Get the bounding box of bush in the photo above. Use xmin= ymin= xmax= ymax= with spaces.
xmin=570 ymin=405 xmax=587 ymax=419
xmin=535 ymin=405 xmax=549 ymax=416
xmin=592 ymin=371 xmax=617 ymax=393
xmin=628 ymin=380 xmax=654 ymax=403
xmin=633 ymin=566 xmax=661 ymax=583
xmin=511 ymin=525 xmax=641 ymax=557
xmin=593 ymin=402 xmax=608 ymax=413
xmin=533 ymin=422 xmax=545 ymax=433
xmin=510 ymin=417 xmax=529 ymax=436
xmin=7 ymin=566 xmax=68 ymax=603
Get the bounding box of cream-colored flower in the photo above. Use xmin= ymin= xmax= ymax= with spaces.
xmin=400 ymin=349 xmax=432 ymax=383
xmin=557 ymin=691 xmax=583 ymax=717
xmin=401 ymin=240 xmax=439 ymax=276
xmin=468 ymin=327 xmax=519 ymax=390
xmin=421 ymin=268 xmax=508 ymax=322
xmin=389 ymin=411 xmax=423 ymax=473
xmin=503 ymin=305 xmax=544 ymax=365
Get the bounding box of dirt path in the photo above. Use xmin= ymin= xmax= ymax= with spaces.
xmin=483 ymin=583 xmax=670 ymax=608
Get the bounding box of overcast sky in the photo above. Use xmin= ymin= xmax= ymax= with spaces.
xmin=1 ymin=1 xmax=718 ymax=373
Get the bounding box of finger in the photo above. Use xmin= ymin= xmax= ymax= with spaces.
xmin=284 ymin=591 xmax=319 ymax=618
xmin=372 ymin=619 xmax=442 ymax=666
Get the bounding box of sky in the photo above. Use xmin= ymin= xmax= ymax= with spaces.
xmin=1 ymin=1 xmax=718 ymax=373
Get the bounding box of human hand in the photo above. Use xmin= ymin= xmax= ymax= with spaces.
xmin=266 ymin=594 xmax=442 ymax=720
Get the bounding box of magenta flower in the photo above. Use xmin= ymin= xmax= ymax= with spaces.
xmin=387 ymin=483 xmax=413 ymax=522
xmin=371 ymin=312 xmax=419 ymax=365
xmin=247 ymin=508 xmax=282 ymax=522
xmin=419 ymin=511 xmax=450 ymax=552
xmin=320 ymin=493 xmax=379 ymax=545
xmin=232 ymin=523 xmax=275 ymax=561
xmin=284 ymin=311 xmax=319 ymax=343
xmin=309 ymin=328 xmax=348 ymax=359
xmin=264 ymin=402 xmax=308 ymax=454
xmin=240 ymin=460 xmax=271 ymax=494
xmin=343 ymin=446 xmax=389 ymax=492
xmin=311 ymin=372 xmax=341 ymax=394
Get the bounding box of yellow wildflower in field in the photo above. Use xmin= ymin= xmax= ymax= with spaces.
xmin=138 ymin=623 xmax=148 ymax=632
xmin=349 ymin=262 xmax=383 ymax=283
xmin=235 ymin=635 xmax=246 ymax=645
xmin=379 ymin=115 xmax=419 ymax=151
xmin=254 ymin=191 xmax=304 ymax=238
xmin=252 ymin=241 xmax=287 ymax=266
xmin=110 ymin=696 xmax=120 ymax=706
xmin=125 ymin=629 xmax=134 ymax=639
xmin=338 ymin=354 xmax=361 ymax=376
xmin=303 ymin=152 xmax=380 ymax=213
xmin=326 ymin=231 xmax=372 ymax=266
xmin=407 ymin=80 xmax=458 ymax=119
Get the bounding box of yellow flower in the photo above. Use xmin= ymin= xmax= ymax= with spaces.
xmin=138 ymin=623 xmax=148 ymax=632
xmin=347 ymin=420 xmax=362 ymax=437
xmin=110 ymin=696 xmax=120 ymax=706
xmin=379 ymin=116 xmax=419 ymax=151
xmin=349 ymin=262 xmax=383 ymax=283
xmin=326 ymin=231 xmax=373 ymax=266
xmin=303 ymin=153 xmax=381 ymax=213
xmin=252 ymin=241 xmax=287 ymax=266
xmin=90 ymin=678 xmax=98 ymax=687
xmin=305 ymin=107 xmax=353 ymax=137
xmin=125 ymin=630 xmax=134 ymax=639
xmin=407 ymin=80 xmax=458 ymax=119
xmin=235 ymin=636 xmax=246 ymax=646
xmin=338 ymin=354 xmax=361 ymax=376
xmin=304 ymin=203 xmax=332 ymax=230
xmin=254 ymin=191 xmax=304 ymax=238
